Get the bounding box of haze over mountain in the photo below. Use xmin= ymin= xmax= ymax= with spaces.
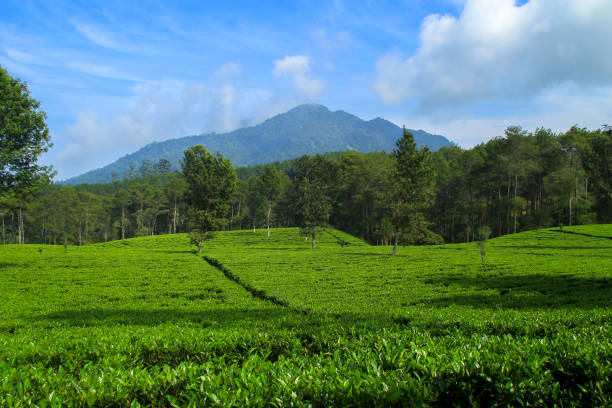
xmin=64 ymin=104 xmax=452 ymax=185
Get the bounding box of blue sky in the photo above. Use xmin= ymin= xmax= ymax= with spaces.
xmin=1 ymin=0 xmax=611 ymax=180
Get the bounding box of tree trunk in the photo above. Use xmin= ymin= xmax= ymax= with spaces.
xmin=18 ymin=207 xmax=23 ymax=244
xmin=173 ymin=199 xmax=178 ymax=234
xmin=506 ymin=179 xmax=510 ymax=235
xmin=513 ymin=172 xmax=518 ymax=234
xmin=84 ymin=211 xmax=89 ymax=243
xmin=121 ymin=205 xmax=126 ymax=240
xmin=266 ymin=201 xmax=272 ymax=237
xmin=16 ymin=209 xmax=20 ymax=244
xmin=392 ymin=233 xmax=398 ymax=256
xmin=498 ymin=187 xmax=502 ymax=237
xmin=469 ymin=185 xmax=474 ymax=242
xmin=168 ymin=206 xmax=173 ymax=234
xmin=140 ymin=200 xmax=144 ymax=232
xmin=569 ymin=193 xmax=572 ymax=226
xmin=198 ymin=240 xmax=202 ymax=253
xmin=575 ymin=172 xmax=579 ymax=224
xmin=311 ymin=229 xmax=316 ymax=249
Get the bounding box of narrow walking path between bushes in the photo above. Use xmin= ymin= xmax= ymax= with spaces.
xmin=201 ymin=254 xmax=310 ymax=315
xmin=554 ymin=229 xmax=612 ymax=240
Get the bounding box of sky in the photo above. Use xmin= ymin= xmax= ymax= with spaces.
xmin=1 ymin=0 xmax=611 ymax=180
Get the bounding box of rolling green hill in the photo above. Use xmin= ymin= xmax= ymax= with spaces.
xmin=63 ymin=104 xmax=452 ymax=185
xmin=1 ymin=225 xmax=610 ymax=406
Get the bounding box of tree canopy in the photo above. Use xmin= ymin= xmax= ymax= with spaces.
xmin=2 ymin=124 xmax=611 ymax=247
xmin=0 ymin=65 xmax=53 ymax=195
xmin=390 ymin=128 xmax=435 ymax=255
xmin=181 ymin=145 xmax=235 ymax=251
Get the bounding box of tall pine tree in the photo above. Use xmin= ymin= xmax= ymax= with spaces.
xmin=390 ymin=128 xmax=435 ymax=255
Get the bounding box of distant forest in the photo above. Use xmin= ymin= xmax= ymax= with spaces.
xmin=1 ymin=125 xmax=610 ymax=246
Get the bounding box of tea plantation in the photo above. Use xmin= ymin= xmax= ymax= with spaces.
xmin=1 ymin=226 xmax=610 ymax=406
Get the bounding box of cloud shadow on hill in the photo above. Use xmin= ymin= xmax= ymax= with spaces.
xmin=33 ymin=307 xmax=307 ymax=328
xmin=419 ymin=273 xmax=612 ymax=310
xmin=494 ymin=245 xmax=612 ymax=251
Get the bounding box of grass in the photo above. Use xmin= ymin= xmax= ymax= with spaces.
xmin=206 ymin=227 xmax=612 ymax=333
xmin=0 ymin=225 xmax=610 ymax=406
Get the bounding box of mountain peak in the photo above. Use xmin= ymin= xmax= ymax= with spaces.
xmin=283 ymin=103 xmax=330 ymax=116
xmin=292 ymin=102 xmax=328 ymax=111
xmin=368 ymin=117 xmax=391 ymax=124
xmin=63 ymin=104 xmax=453 ymax=184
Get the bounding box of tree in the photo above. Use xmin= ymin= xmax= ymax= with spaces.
xmin=579 ymin=127 xmax=611 ymax=222
xmin=292 ymin=155 xmax=337 ymax=249
xmin=139 ymin=160 xmax=152 ymax=178
xmin=164 ymin=175 xmax=187 ymax=234
xmin=229 ymin=179 xmax=248 ymax=230
xmin=153 ymin=158 xmax=172 ymax=175
xmin=476 ymin=225 xmax=491 ymax=264
xmin=0 ymin=192 xmax=16 ymax=244
xmin=261 ymin=165 xmax=282 ymax=237
xmin=115 ymin=189 xmax=130 ymax=239
xmin=181 ymin=145 xmax=235 ymax=252
xmin=0 ymin=66 xmax=53 ymax=194
xmin=334 ymin=151 xmax=392 ymax=242
xmin=246 ymin=176 xmax=266 ymax=232
xmin=390 ymin=128 xmax=435 ymax=255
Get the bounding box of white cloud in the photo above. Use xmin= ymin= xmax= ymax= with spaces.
xmin=69 ymin=19 xmax=157 ymax=56
xmin=71 ymin=20 xmax=123 ymax=50
xmin=391 ymin=84 xmax=612 ymax=148
xmin=3 ymin=47 xmax=37 ymax=64
xmin=274 ymin=55 xmax=311 ymax=77
xmin=53 ymin=53 xmax=333 ymax=178
xmin=273 ymin=55 xmax=325 ymax=99
xmin=64 ymin=61 xmax=143 ymax=82
xmin=375 ymin=0 xmax=612 ymax=109
xmin=53 ymin=81 xmax=277 ymax=178
xmin=215 ymin=61 xmax=242 ymax=79
xmin=52 ymin=70 xmax=334 ymax=178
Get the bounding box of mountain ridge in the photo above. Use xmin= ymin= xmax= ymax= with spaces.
xmin=63 ymin=104 xmax=453 ymax=185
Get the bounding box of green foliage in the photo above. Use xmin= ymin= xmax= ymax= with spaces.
xmin=292 ymin=155 xmax=337 ymax=248
xmin=401 ymin=226 xmax=444 ymax=245
xmin=579 ymin=127 xmax=612 ymax=222
xmin=476 ymin=225 xmax=492 ymax=263
xmin=260 ymin=165 xmax=282 ymax=236
xmin=390 ymin=128 xmax=435 ymax=254
xmin=181 ymin=145 xmax=235 ymax=251
xmin=1 ymin=225 xmax=611 ymax=406
xmin=6 ymin=124 xmax=612 ymax=248
xmin=246 ymin=175 xmax=266 ymax=230
xmin=0 ymin=65 xmax=53 ymax=195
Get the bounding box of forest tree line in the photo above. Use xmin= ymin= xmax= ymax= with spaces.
xmin=1 ymin=125 xmax=610 ymax=247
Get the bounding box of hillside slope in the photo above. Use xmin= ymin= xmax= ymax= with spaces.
xmin=64 ymin=104 xmax=452 ymax=185
xmin=205 ymin=225 xmax=612 ymax=318
xmin=1 ymin=226 xmax=610 ymax=405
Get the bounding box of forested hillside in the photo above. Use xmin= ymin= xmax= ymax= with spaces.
xmin=63 ymin=104 xmax=451 ymax=185
xmin=2 ymin=124 xmax=609 ymax=247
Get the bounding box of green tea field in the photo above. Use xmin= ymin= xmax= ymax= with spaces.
xmin=1 ymin=226 xmax=611 ymax=406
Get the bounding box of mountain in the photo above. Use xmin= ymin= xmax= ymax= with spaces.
xmin=63 ymin=104 xmax=453 ymax=185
